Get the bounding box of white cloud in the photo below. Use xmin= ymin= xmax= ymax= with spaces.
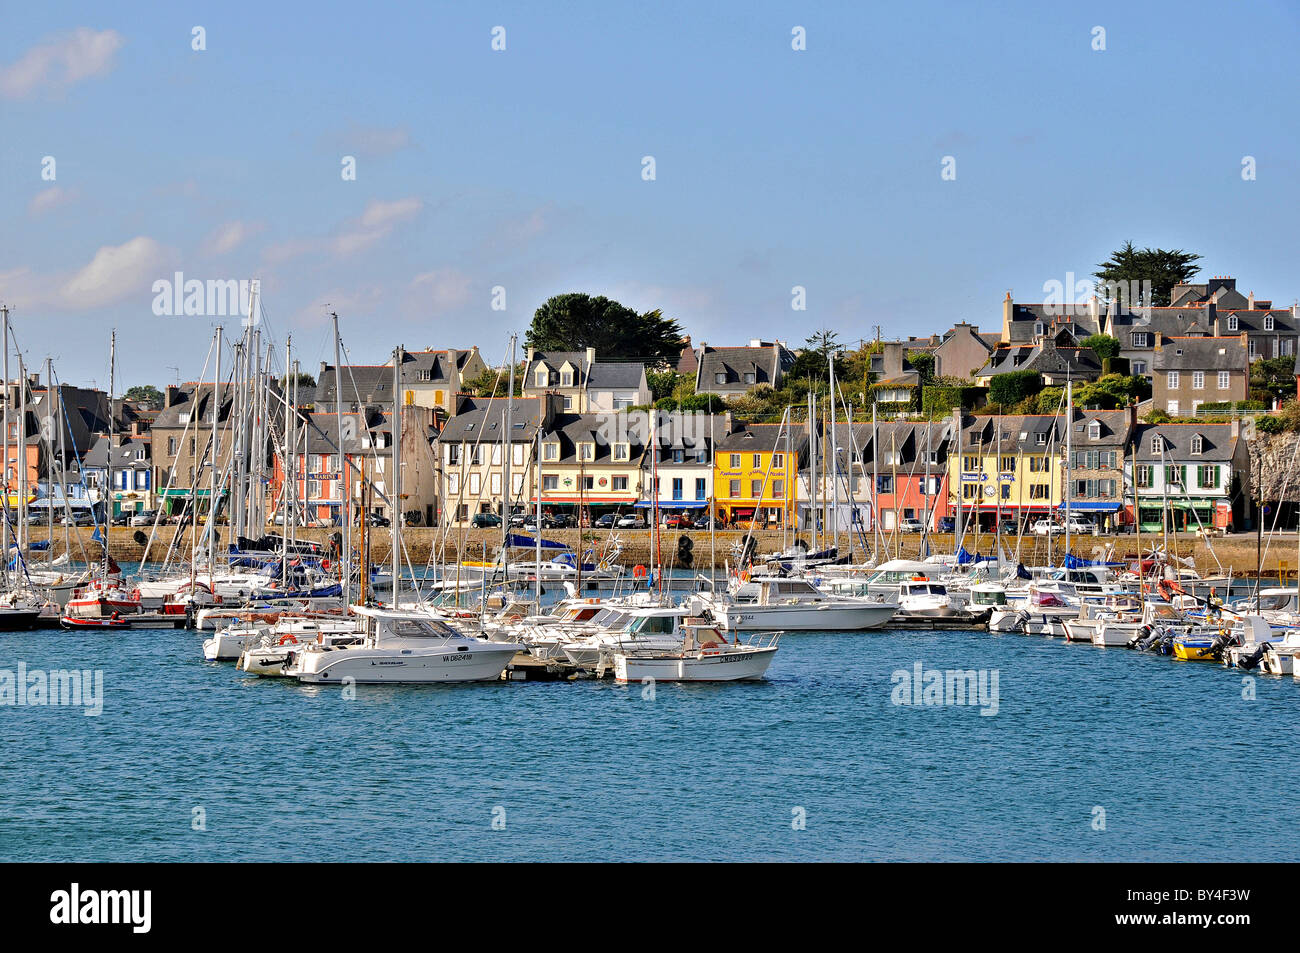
xmin=60 ymin=237 xmax=170 ymax=309
xmin=202 ymin=220 xmax=263 ymax=256
xmin=411 ymin=269 xmax=473 ymax=314
xmin=0 ymin=28 xmax=124 ymax=100
xmin=359 ymin=197 xmax=422 ymax=230
xmin=263 ymin=197 xmax=423 ymax=264
xmin=28 ymin=186 xmax=77 ymax=216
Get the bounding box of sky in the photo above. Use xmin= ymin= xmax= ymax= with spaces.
xmin=2 ymin=1 xmax=1298 ymax=390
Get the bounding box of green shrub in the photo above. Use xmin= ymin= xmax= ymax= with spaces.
xmin=988 ymin=370 xmax=1043 ymax=407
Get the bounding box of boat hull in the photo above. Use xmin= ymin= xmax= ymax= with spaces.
xmin=295 ymin=645 xmax=517 ymax=684
xmin=614 ymin=646 xmax=777 ymax=682
xmin=724 ymin=603 xmax=895 ymax=631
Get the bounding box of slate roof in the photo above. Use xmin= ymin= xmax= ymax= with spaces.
xmin=438 ymin=397 xmax=547 ymax=444
xmin=1150 ymin=337 xmax=1248 ymax=372
xmin=716 ymin=421 xmax=808 ymax=456
xmin=84 ymin=436 xmax=151 ymax=469
xmin=317 ymin=364 xmax=396 ymax=408
xmin=696 ymin=344 xmax=795 ymax=391
xmin=1134 ymin=423 xmax=1239 ymax=463
xmin=975 ymin=340 xmax=1102 ymax=379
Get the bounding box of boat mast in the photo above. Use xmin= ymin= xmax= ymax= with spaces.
xmin=105 ymin=329 xmax=115 ymax=577
xmin=282 ymin=335 xmax=292 ymax=590
xmin=330 ymin=312 xmax=351 ymax=605
xmin=829 ymin=351 xmax=839 ymax=554
xmin=502 ymin=334 xmax=515 ymax=587
xmin=534 ymin=425 xmax=541 ymax=610
xmin=391 ymin=344 xmax=403 ymax=607
xmin=210 ymin=327 xmax=222 ymax=577
xmin=1064 ymin=379 xmax=1073 ymax=561
xmin=0 ymin=307 xmax=8 ymax=590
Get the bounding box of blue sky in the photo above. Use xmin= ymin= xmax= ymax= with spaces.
xmin=2 ymin=1 xmax=1298 ymax=388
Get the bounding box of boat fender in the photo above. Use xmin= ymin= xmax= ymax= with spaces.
xmin=278 ymin=634 xmax=299 ymax=646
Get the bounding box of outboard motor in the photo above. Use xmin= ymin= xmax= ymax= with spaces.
xmin=1237 ymin=641 xmax=1272 ymax=671
xmin=1015 ymin=609 xmax=1030 ymax=634
xmin=1156 ymin=629 xmax=1177 ymax=655
xmin=1127 ymin=623 xmax=1153 ymax=650
xmin=1208 ymin=630 xmax=1240 ymax=661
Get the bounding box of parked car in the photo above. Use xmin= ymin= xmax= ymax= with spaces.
xmin=544 ymin=513 xmax=574 ymax=529
xmin=1063 ymin=517 xmax=1095 ymax=534
xmin=593 ymin=513 xmax=617 ymax=529
xmin=471 ymin=512 xmax=502 ymax=529
xmin=366 ymin=513 xmax=391 ymax=527
xmin=61 ymin=512 xmax=96 ymax=527
xmin=661 ymin=514 xmax=689 ymax=529
xmin=615 ymin=514 xmax=646 ymax=529
xmin=110 ymin=512 xmax=134 ymax=527
xmin=1032 ymin=519 xmax=1065 ymax=536
xmin=937 ymin=517 xmax=955 ymax=534
xmin=897 ymin=518 xmax=925 ymax=534
xmin=507 ymin=511 xmax=532 ymax=528
xmin=129 ymin=509 xmax=158 ymax=527
xmin=996 ymin=520 xmax=1019 ymax=536
xmin=693 ymin=514 xmax=717 ymax=530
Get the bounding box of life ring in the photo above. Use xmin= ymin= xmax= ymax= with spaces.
xmin=277 ymin=633 xmax=298 ymax=646
xmin=322 ymin=559 xmax=332 ymax=572
xmin=633 ymin=565 xmax=648 ymax=579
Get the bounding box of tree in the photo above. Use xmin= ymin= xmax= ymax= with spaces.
xmin=1074 ymin=373 xmax=1150 ymax=409
xmin=988 ymin=370 xmax=1043 ymax=407
xmin=1093 ymin=241 xmax=1203 ymax=307
xmin=278 ymin=372 xmax=316 ymax=389
xmin=1250 ymin=356 xmax=1295 ymax=404
xmin=124 ymin=385 xmax=163 ymax=409
xmin=525 ymin=293 xmax=684 ymax=362
xmin=906 ymin=351 xmax=935 ymax=384
xmin=463 ymin=364 xmax=523 ymax=397
xmin=1079 ymin=334 xmax=1121 ymax=363
xmin=646 ymin=369 xmax=683 ymax=402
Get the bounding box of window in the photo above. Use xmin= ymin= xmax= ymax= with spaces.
xmin=469 ymin=473 xmax=481 ymax=494
xmin=1167 ymin=400 xmax=1179 ymax=415
xmin=962 ymin=455 xmax=980 ymax=472
xmin=447 ymin=473 xmax=459 ymax=494
xmin=772 ymin=453 xmax=785 ymax=470
xmin=744 ymin=372 xmax=755 ymax=385
xmin=1218 ymin=371 xmax=1230 ymax=390
xmin=752 ymin=453 xmax=761 ymax=469
xmin=560 ymin=369 xmax=573 ymax=387
xmin=535 ymin=368 xmax=548 ymax=387
xmin=1029 ymin=484 xmax=1049 ymax=499
xmin=1000 ymin=456 xmax=1015 ymax=473
xmin=612 ymin=476 xmax=628 ymax=491
xmin=877 ymin=475 xmax=894 ymax=494
xmin=671 ymin=478 xmax=683 ymax=500
xmin=490 ymin=473 xmax=502 ymax=495
xmin=1000 ymin=483 xmax=1011 ymax=500
xmin=1136 ymin=464 xmax=1153 ymax=488
xmin=613 ymin=396 xmax=632 ymax=410
xmin=578 ymin=443 xmax=594 ymax=461
xmin=491 ymin=445 xmax=502 ymax=465
xmin=1190 ymin=434 xmax=1203 ymax=455
xmin=963 ymin=483 xmax=979 ymax=500
xmin=1192 ymin=371 xmax=1204 ymax=390
xmin=167 ymin=437 xmax=176 ymax=455
xmin=1228 ymin=315 xmax=1238 ymax=331
xmin=513 ymin=444 xmax=526 ymax=466
xmin=1132 ymin=361 xmax=1147 ymax=375
xmin=1034 ymin=322 xmax=1045 ymax=337
xmin=1249 ymin=340 xmax=1257 ymax=359
xmin=562 ymin=396 xmax=574 ymax=411
xmin=729 ymin=479 xmax=740 ymax=496
xmin=695 ymin=478 xmax=706 ymax=500
xmin=1197 ymin=465 xmax=1220 ymax=489
xmin=612 ymin=443 xmax=629 ymax=462
xmin=1265 ymin=315 xmax=1275 ymax=331
xmin=772 ymin=479 xmax=784 ymax=499
xmin=1036 ymin=433 xmax=1047 ymax=445
xmin=1029 ymin=457 xmax=1050 ymax=473
xmin=750 ymin=479 xmax=763 ymax=497
xmin=1131 ymin=331 xmax=1150 ymax=347
xmin=1165 ymin=465 xmax=1185 ymax=486
xmin=542 ymin=474 xmax=558 ymax=490
xmin=583 ymin=476 xmax=594 ymax=490
xmin=729 ymin=454 xmax=740 ymax=468
xmin=1167 ymin=371 xmax=1179 ymax=389
xmin=715 ymin=373 xmax=726 ymax=386
xmin=543 ymin=442 xmax=559 ymax=462
xmin=1087 ymin=421 xmax=1100 ymax=439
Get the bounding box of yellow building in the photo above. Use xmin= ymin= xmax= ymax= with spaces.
xmin=947 ymin=413 xmax=1065 ymax=533
xmin=713 ymin=423 xmax=804 ymax=527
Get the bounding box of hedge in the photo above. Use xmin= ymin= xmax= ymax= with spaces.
xmin=922 ymin=384 xmax=982 ymax=417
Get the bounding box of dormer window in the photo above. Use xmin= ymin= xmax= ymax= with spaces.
xmin=744 ymin=372 xmax=755 ymax=384
xmin=535 ymin=367 xmax=548 ymax=387
xmin=714 ymin=372 xmax=726 ymax=385
xmin=612 ymin=443 xmax=629 ymax=461
xmin=1087 ymin=421 xmax=1100 ymax=440
xmin=1036 ymin=433 xmax=1046 ymax=445
xmin=1265 ymin=315 xmax=1275 ymax=331
xmin=578 ymin=442 xmax=594 ymax=462
xmin=1228 ymin=314 xmax=1238 ymax=331
xmin=560 ymin=369 xmax=573 ymax=387
xmin=1034 ymin=322 xmax=1045 ymax=337
xmin=543 ymin=442 xmax=559 ymax=462
xmin=1150 ymin=435 xmax=1162 ymax=454
xmin=1190 ymin=434 xmax=1204 ymax=455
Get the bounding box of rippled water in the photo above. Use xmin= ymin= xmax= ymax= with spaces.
xmin=1 ymin=620 xmax=1296 ymax=862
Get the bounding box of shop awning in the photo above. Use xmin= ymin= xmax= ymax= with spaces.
xmin=1057 ymin=501 xmax=1122 ymax=512
xmin=531 ymin=495 xmax=633 ymax=505
xmin=634 ymin=500 xmax=708 ymax=509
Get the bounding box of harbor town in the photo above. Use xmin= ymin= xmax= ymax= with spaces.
xmin=4 ymin=4 xmax=1298 ymax=887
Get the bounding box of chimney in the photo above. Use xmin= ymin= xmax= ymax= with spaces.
xmin=1002 ymin=291 xmax=1014 ymax=342
xmin=1249 ymin=291 xmax=1255 ymax=309
xmin=165 ymin=384 xmax=182 ymax=408
xmin=585 ymin=346 xmax=595 ymax=368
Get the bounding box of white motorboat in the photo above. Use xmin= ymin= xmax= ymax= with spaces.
xmin=613 ymin=626 xmax=779 ymax=682
xmin=705 ymin=576 xmax=896 ymax=632
xmin=293 ymin=605 xmax=519 ymax=684
xmin=897 ymin=580 xmax=957 ymax=618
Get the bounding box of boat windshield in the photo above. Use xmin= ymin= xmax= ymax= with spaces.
xmin=629 ymin=615 xmax=677 ymax=635
xmin=389 ymin=618 xmax=459 ymax=638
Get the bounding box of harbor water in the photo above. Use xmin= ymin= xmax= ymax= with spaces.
xmin=2 ymin=614 xmax=1296 ymax=862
